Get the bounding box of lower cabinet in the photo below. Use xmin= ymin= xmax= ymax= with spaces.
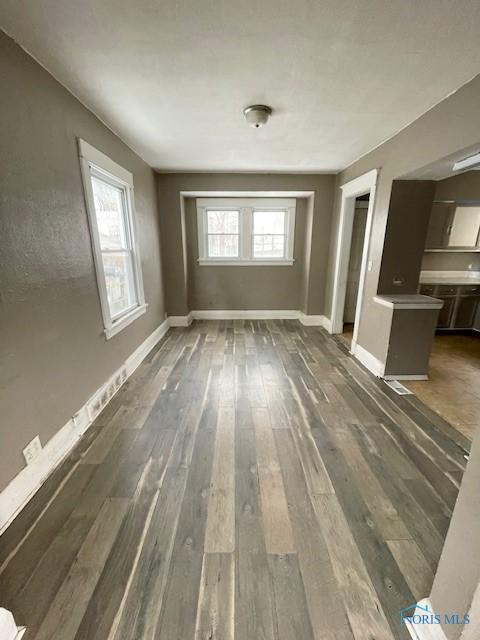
xmin=420 ymin=283 xmax=480 ymax=330
xmin=455 ymin=296 xmax=479 ymax=328
xmin=436 ymin=296 xmax=455 ymax=328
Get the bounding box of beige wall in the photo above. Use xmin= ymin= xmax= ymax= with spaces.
xmin=326 ymin=74 xmax=480 ymax=363
xmin=0 ymin=31 xmax=165 ymax=491
xmin=157 ymin=173 xmax=335 ymax=316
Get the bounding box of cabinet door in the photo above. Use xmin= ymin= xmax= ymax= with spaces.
xmin=454 ymin=296 xmax=479 ymax=328
xmin=437 ymin=297 xmax=455 ymax=328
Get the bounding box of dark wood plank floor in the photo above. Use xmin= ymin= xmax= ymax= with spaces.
xmin=0 ymin=321 xmax=469 ymax=640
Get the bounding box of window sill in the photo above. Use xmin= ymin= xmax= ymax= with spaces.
xmin=104 ymin=303 xmax=148 ymax=340
xmin=198 ymin=259 xmax=294 ymax=266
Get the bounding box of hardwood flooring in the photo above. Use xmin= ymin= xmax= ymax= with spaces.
xmin=405 ymin=333 xmax=480 ymax=441
xmin=0 ymin=320 xmax=469 ymax=640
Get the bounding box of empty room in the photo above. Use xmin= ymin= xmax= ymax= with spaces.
xmin=1 ymin=2 xmax=480 ymax=640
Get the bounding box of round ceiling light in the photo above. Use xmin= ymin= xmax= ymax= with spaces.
xmin=242 ymin=104 xmax=272 ymax=128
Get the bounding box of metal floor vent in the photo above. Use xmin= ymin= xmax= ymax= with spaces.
xmin=384 ymin=379 xmax=414 ymax=395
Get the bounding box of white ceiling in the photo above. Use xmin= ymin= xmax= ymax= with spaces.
xmin=2 ymin=0 xmax=480 ymax=172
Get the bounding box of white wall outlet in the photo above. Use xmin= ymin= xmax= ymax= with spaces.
xmin=368 ymin=259 xmax=373 ymax=272
xmin=23 ymin=435 xmax=42 ymax=465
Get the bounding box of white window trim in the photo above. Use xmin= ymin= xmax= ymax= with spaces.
xmin=78 ymin=139 xmax=147 ymax=339
xmin=196 ymin=197 xmax=296 ymax=265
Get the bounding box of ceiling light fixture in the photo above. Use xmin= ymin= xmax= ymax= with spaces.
xmin=452 ymin=151 xmax=480 ymax=172
xmin=243 ymin=104 xmax=272 ymax=128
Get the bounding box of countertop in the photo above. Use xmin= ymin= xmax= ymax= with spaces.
xmin=374 ymin=294 xmax=443 ymax=309
xmin=420 ymin=270 xmax=480 ymax=285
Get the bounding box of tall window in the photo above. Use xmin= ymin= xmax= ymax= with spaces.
xmin=206 ymin=210 xmax=240 ymax=258
xmin=197 ymin=198 xmax=295 ymax=265
xmin=79 ymin=140 xmax=146 ymax=338
xmin=253 ymin=210 xmax=286 ymax=258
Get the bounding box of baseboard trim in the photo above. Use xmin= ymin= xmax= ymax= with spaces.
xmin=0 ymin=319 xmax=170 ymax=535
xmin=168 ymin=313 xmax=193 ymax=327
xmin=404 ymin=599 xmax=448 ymax=640
xmin=383 ymin=374 xmax=428 ymax=381
xmin=191 ymin=309 xmax=299 ymax=320
xmin=298 ymin=313 xmax=330 ymax=328
xmin=168 ymin=310 xmax=332 ymax=327
xmin=352 ymin=342 xmax=386 ymax=377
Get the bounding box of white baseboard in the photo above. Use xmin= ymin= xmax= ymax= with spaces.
xmin=298 ymin=313 xmax=330 ymax=328
xmin=168 ymin=313 xmax=192 ymax=327
xmin=0 ymin=608 xmax=26 ymax=640
xmin=191 ymin=309 xmax=299 ymax=320
xmin=351 ymin=342 xmax=386 ymax=377
xmin=168 ymin=310 xmax=332 ymax=327
xmin=383 ymin=374 xmax=428 ymax=381
xmin=0 ymin=319 xmax=170 ymax=535
xmin=404 ymin=599 xmax=448 ymax=640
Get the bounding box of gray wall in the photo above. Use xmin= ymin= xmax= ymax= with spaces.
xmin=422 ymin=170 xmax=480 ymax=272
xmin=185 ymin=198 xmax=308 ymax=310
xmin=378 ymin=180 xmax=435 ymax=294
xmin=0 ymin=31 xmax=166 ymax=491
xmin=157 ymin=173 xmax=335 ymax=316
xmin=326 ymin=74 xmax=480 ymax=363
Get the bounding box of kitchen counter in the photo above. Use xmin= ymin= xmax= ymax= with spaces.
xmin=374 ymin=294 xmax=443 ymax=309
xmin=420 ymin=270 xmax=480 ymax=285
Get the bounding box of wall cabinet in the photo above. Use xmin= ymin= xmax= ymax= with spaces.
xmin=419 ymin=283 xmax=480 ymax=330
xmin=425 ymin=201 xmax=480 ymax=250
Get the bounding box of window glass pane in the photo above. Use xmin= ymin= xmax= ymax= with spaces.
xmin=207 ymin=210 xmax=239 ymax=234
xmin=91 ymin=176 xmax=129 ymax=250
xmin=102 ymin=252 xmax=137 ymax=318
xmin=208 ymin=234 xmax=239 ymax=257
xmin=253 ymin=210 xmax=285 ymax=235
xmin=253 ymin=234 xmax=285 ymax=258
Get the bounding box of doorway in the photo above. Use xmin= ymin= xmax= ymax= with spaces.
xmin=330 ymin=169 xmax=378 ymax=354
xmin=342 ymin=196 xmax=369 ymax=347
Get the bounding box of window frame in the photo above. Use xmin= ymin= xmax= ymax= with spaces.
xmin=78 ymin=139 xmax=147 ymax=339
xmin=196 ymin=198 xmax=296 ymax=265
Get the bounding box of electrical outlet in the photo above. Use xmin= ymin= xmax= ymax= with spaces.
xmin=368 ymin=260 xmax=373 ymax=272
xmin=23 ymin=435 xmax=42 ymax=465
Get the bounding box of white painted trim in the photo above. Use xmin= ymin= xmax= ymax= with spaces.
xmin=330 ymin=170 xmax=378 ymax=342
xmin=404 ymin=599 xmax=448 ymax=640
xmin=169 ymin=310 xmax=331 ymax=326
xmin=78 ymin=139 xmax=147 ymax=340
xmin=340 ymin=169 xmax=379 ymax=196
xmin=298 ymin=313 xmax=331 ymax=329
xmin=0 ymin=320 xmax=170 ymax=535
xmin=78 ymin=139 xmax=133 ymax=186
xmin=168 ymin=314 xmax=193 ymax=327
xmin=104 ymin=303 xmax=148 ymax=338
xmin=197 ymin=259 xmax=294 ymax=266
xmin=0 ymin=608 xmax=26 ymax=640
xmin=351 ymin=342 xmax=386 ymax=377
xmin=181 ymin=190 xmax=315 ymax=198
xmin=196 ymin=197 xmax=296 ymax=208
xmin=191 ymin=309 xmax=299 ymax=320
xmin=196 ymin=197 xmax=296 ymax=264
xmin=383 ymin=374 xmax=429 ymax=381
